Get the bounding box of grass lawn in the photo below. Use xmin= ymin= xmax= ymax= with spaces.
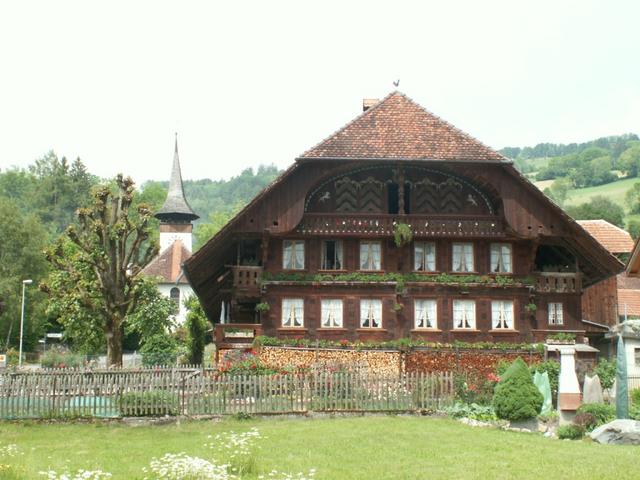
xmin=0 ymin=416 xmax=638 ymax=479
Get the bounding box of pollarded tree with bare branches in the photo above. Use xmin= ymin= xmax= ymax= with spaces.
xmin=44 ymin=175 xmax=158 ymax=366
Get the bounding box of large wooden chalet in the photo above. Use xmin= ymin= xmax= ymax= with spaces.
xmin=184 ymin=92 xmax=623 ymax=349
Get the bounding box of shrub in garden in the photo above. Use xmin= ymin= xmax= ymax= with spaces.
xmin=558 ymin=424 xmax=585 ymax=440
xmin=573 ymin=412 xmax=597 ymax=431
xmin=631 ymin=388 xmax=640 ymax=406
xmin=119 ymin=390 xmax=179 ymax=416
xmin=185 ymin=296 xmax=209 ymax=365
xmin=576 ymin=403 xmax=614 ymax=427
xmin=593 ymin=359 xmax=616 ymax=390
xmin=445 ymin=402 xmax=497 ymax=421
xmin=454 ymin=371 xmax=499 ymax=405
xmin=40 ymin=346 xmax=84 ymax=368
xmin=492 ymin=358 xmax=543 ymax=421
xmin=140 ymin=333 xmax=179 ymax=366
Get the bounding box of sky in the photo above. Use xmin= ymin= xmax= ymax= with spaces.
xmin=0 ymin=0 xmax=639 ymax=183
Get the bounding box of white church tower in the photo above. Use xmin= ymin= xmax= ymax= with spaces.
xmin=142 ymin=135 xmax=199 ymax=324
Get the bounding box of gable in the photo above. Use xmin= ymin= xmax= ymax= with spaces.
xmin=300 ymin=92 xmax=506 ymax=162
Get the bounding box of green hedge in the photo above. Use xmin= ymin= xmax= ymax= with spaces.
xmin=119 ymin=391 xmax=179 ymax=416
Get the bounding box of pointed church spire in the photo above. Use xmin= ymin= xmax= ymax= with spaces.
xmin=155 ymin=134 xmax=199 ymax=223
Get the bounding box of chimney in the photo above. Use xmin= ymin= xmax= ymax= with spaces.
xmin=362 ymin=98 xmax=379 ymax=112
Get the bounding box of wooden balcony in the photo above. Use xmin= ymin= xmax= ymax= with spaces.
xmin=534 ymin=272 xmax=582 ymax=294
xmin=228 ymin=265 xmax=262 ymax=297
xmin=215 ymin=323 xmax=263 ymax=351
xmin=295 ymin=213 xmax=503 ymax=237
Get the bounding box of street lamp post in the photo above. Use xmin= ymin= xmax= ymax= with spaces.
xmin=18 ymin=279 xmax=33 ymax=367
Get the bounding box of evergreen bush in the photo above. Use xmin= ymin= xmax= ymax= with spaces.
xmin=492 ymin=358 xmax=543 ymax=421
xmin=140 ymin=334 xmax=179 ymax=366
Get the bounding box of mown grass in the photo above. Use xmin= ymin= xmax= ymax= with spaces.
xmin=0 ymin=416 xmax=639 ymax=479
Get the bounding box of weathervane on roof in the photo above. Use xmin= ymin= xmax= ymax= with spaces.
xmin=393 ymin=79 xmax=400 ymax=87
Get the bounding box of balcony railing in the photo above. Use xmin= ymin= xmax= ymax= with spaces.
xmin=295 ymin=213 xmax=503 ymax=237
xmin=228 ymin=265 xmax=262 ymax=296
xmin=534 ymin=272 xmax=582 ymax=294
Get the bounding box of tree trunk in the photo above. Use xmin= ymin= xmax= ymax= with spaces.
xmin=106 ymin=323 xmax=123 ymax=367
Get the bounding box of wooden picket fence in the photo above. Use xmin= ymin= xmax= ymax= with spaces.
xmin=0 ymin=368 xmax=454 ymax=419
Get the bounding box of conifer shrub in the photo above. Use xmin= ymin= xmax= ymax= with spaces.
xmin=492 ymin=357 xmax=543 ymax=421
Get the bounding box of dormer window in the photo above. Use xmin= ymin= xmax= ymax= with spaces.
xmin=283 ymin=240 xmax=305 ymax=270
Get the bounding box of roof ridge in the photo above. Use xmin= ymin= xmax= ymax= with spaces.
xmin=395 ymin=91 xmax=510 ymax=162
xmin=298 ymin=90 xmax=399 ymax=158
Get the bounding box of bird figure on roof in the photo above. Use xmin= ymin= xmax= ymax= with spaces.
xmin=393 ymin=79 xmax=400 ymax=87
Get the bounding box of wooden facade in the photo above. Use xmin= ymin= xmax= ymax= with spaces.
xmin=184 ymin=92 xmax=623 ymax=348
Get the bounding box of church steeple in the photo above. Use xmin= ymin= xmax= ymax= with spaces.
xmin=155 ymin=134 xmax=199 ymax=224
xmin=156 ymin=134 xmax=199 ymax=253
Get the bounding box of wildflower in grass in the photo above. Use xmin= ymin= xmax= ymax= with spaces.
xmin=39 ymin=469 xmax=112 ymax=479
xmin=142 ymin=453 xmax=232 ymax=480
xmin=0 ymin=444 xmax=20 ymax=458
xmin=206 ymin=428 xmax=261 ymax=460
xmin=258 ymin=469 xmax=317 ymax=479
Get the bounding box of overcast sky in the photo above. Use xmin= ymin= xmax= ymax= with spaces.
xmin=1 ymin=1 xmax=639 ymax=183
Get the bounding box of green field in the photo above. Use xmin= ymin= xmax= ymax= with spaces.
xmin=0 ymin=416 xmax=638 ymax=479
xmin=534 ymin=176 xmax=640 ymax=226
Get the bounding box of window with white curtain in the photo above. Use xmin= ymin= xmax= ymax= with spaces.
xmin=321 ymin=240 xmax=343 ymax=270
xmin=453 ymin=300 xmax=476 ymax=329
xmin=283 ymin=240 xmax=305 ymax=270
xmin=321 ymin=299 xmax=343 ymax=328
xmin=490 ymin=243 xmax=513 ymax=273
xmin=360 ymin=299 xmax=382 ymax=328
xmin=281 ymin=298 xmax=304 ymax=327
xmin=548 ymin=303 xmax=563 ymax=325
xmin=452 ymin=243 xmax=474 ymax=272
xmin=360 ymin=241 xmax=382 ymax=270
xmin=414 ymin=242 xmax=436 ymax=272
xmin=414 ymin=299 xmax=437 ymax=329
xmin=491 ymin=300 xmax=514 ymax=329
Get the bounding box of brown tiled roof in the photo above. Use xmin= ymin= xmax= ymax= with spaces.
xmin=618 ymin=289 xmax=640 ymax=317
xmin=576 ymin=220 xmax=634 ymax=254
xmin=300 ymin=91 xmax=507 ymax=162
xmin=142 ymin=240 xmax=191 ymax=284
xmin=618 ymin=274 xmax=640 ymax=290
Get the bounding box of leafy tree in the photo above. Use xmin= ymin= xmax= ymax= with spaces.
xmin=543 ymin=177 xmax=571 ymax=206
xmin=625 ymin=182 xmax=640 ymax=214
xmin=194 ymin=202 xmax=243 ymax=250
xmin=43 ymin=175 xmax=158 ymax=366
xmin=124 ymin=277 xmax=177 ymax=341
xmin=184 ymin=296 xmax=210 ymax=365
xmin=627 ymin=219 xmax=640 ymax=240
xmin=618 ymin=142 xmax=640 ymax=177
xmin=566 ymin=196 xmax=625 ymax=228
xmin=140 ymin=333 xmax=179 ymax=366
xmin=0 ymin=197 xmax=49 ymax=351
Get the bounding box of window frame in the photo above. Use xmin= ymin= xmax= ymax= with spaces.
xmin=548 ymin=302 xmax=564 ymax=325
xmin=282 ymin=240 xmax=305 ymax=270
xmin=451 ymin=242 xmax=475 ymax=273
xmin=359 ymin=241 xmax=383 ymax=271
xmin=321 ymin=240 xmax=344 ymax=271
xmin=359 ymin=299 xmax=383 ymax=329
xmin=414 ymin=241 xmax=437 ymax=272
xmin=491 ymin=300 xmax=515 ymax=330
xmin=414 ymin=299 xmax=438 ymax=330
xmin=490 ymin=243 xmax=513 ymax=274
xmin=452 ymin=299 xmax=476 ymax=330
xmin=320 ymin=299 xmax=344 ymax=329
xmin=281 ymin=298 xmax=304 ymax=328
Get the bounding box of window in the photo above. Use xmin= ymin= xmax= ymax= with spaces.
xmin=453 ymin=300 xmax=476 ymax=329
xmin=170 ymin=287 xmax=180 ymax=306
xmin=360 ymin=241 xmax=382 ymax=270
xmin=321 ymin=240 xmax=343 ymax=270
xmin=414 ymin=242 xmax=436 ymax=272
xmin=360 ymin=299 xmax=382 ymax=328
xmin=283 ymin=240 xmax=305 ymax=270
xmin=414 ymin=299 xmax=437 ymax=329
xmin=321 ymin=299 xmax=343 ymax=328
xmin=490 ymin=243 xmax=512 ymax=273
xmin=635 ymin=348 xmax=640 ymax=367
xmin=491 ymin=300 xmax=514 ymax=329
xmin=548 ymin=302 xmax=563 ymax=325
xmin=452 ymin=243 xmax=474 ymax=272
xmin=282 ymin=298 xmax=304 ymax=327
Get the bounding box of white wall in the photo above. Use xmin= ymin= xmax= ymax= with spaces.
xmin=158 ymin=283 xmax=193 ymax=326
xmin=625 ymin=338 xmax=640 ymax=376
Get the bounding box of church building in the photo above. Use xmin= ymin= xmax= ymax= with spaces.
xmin=142 ymin=137 xmax=199 ymax=324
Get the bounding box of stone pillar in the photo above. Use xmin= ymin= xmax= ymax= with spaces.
xmin=558 ymin=346 xmax=582 ymax=424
